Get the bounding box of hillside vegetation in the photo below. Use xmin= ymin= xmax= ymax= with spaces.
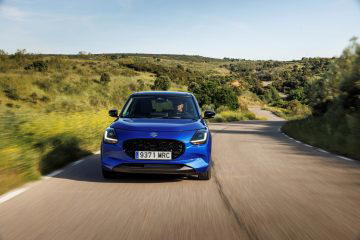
xmin=283 ymin=39 xmax=360 ymax=160
xmin=0 ymin=43 xmax=356 ymax=194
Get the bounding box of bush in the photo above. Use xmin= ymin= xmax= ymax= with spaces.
xmin=188 ymin=77 xmax=239 ymax=110
xmin=152 ymin=75 xmax=171 ymax=90
xmin=100 ymin=73 xmax=111 ymax=85
xmin=28 ymin=92 xmax=38 ymax=104
xmin=25 ymin=60 xmax=48 ymax=72
xmin=216 ymin=105 xmax=230 ymax=113
xmin=3 ymin=85 xmax=20 ymax=100
xmin=202 ymin=104 xmax=215 ymax=112
xmin=137 ymin=79 xmax=146 ymax=91
xmin=40 ymin=96 xmax=50 ymax=102
xmin=33 ymin=80 xmax=51 ymax=91
xmin=262 ymin=86 xmax=281 ymax=104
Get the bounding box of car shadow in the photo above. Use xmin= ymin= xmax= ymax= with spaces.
xmin=53 ymin=154 xmax=193 ymax=183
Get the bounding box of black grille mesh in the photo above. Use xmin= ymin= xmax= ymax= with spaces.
xmin=123 ymin=139 xmax=185 ymax=159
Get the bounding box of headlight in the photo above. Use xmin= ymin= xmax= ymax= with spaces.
xmin=104 ymin=128 xmax=118 ymax=144
xmin=190 ymin=129 xmax=208 ymax=145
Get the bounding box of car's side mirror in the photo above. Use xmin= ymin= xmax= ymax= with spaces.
xmin=109 ymin=109 xmax=119 ymax=118
xmin=203 ymin=110 xmax=215 ymax=119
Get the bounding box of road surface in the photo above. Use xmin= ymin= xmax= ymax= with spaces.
xmin=0 ymin=119 xmax=359 ymax=239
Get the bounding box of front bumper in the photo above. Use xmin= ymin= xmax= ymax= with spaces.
xmin=108 ymin=164 xmax=196 ymax=175
xmin=101 ymin=129 xmax=212 ymax=175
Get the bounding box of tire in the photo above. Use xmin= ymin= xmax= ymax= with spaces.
xmin=198 ymin=166 xmax=211 ymax=180
xmin=102 ymin=169 xmax=115 ymax=179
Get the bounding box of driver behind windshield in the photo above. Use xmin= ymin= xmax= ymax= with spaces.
xmin=122 ymin=96 xmax=198 ymax=119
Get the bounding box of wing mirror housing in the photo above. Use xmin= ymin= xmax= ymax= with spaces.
xmin=203 ymin=110 xmax=215 ymax=119
xmin=108 ymin=109 xmax=119 ymax=118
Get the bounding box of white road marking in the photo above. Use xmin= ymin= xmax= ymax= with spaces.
xmin=280 ymin=130 xmax=357 ymax=163
xmin=71 ymin=159 xmax=84 ymax=166
xmin=317 ymin=149 xmax=329 ymax=154
xmin=0 ymin=152 xmax=97 ymax=205
xmin=337 ymin=156 xmax=354 ymax=162
xmin=45 ymin=169 xmax=63 ymax=178
xmin=0 ymin=187 xmax=28 ymax=204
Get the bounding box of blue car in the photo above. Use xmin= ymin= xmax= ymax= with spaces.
xmin=101 ymin=91 xmax=215 ymax=180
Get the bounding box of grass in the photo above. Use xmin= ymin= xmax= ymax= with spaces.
xmin=0 ymin=109 xmax=113 ymax=195
xmin=262 ymin=102 xmax=311 ymax=120
xmin=210 ymin=110 xmax=261 ymax=122
xmin=282 ymin=110 xmax=360 ymax=160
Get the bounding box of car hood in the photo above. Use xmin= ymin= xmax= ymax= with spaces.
xmin=110 ymin=118 xmax=206 ymax=132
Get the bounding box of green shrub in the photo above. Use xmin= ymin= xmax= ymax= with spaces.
xmin=3 ymin=85 xmax=20 ymax=100
xmin=152 ymin=75 xmax=171 ymax=90
xmin=40 ymin=96 xmax=50 ymax=102
xmin=28 ymin=93 xmax=38 ymax=104
xmin=25 ymin=60 xmax=48 ymax=72
xmin=210 ymin=110 xmax=258 ymax=122
xmin=202 ymin=104 xmax=215 ymax=111
xmin=33 ymin=80 xmax=51 ymax=91
xmin=213 ymin=115 xmax=224 ymax=122
xmin=136 ymin=79 xmax=146 ymax=91
xmin=216 ymin=105 xmax=230 ymax=113
xmin=262 ymin=86 xmax=281 ymax=104
xmin=100 ymin=73 xmax=111 ymax=85
xmin=188 ymin=76 xmax=239 ymax=110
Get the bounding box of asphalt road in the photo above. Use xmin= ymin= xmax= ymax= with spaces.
xmin=0 ymin=119 xmax=359 ymax=240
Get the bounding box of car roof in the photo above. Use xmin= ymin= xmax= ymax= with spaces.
xmin=131 ymin=91 xmax=193 ymax=97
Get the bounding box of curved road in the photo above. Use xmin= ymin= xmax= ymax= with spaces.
xmin=0 ymin=119 xmax=359 ymax=239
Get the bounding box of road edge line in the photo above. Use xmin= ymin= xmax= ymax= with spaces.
xmin=0 ymin=150 xmax=100 ymax=205
xmin=0 ymin=187 xmax=29 ymax=204
xmin=278 ymin=127 xmax=355 ymax=162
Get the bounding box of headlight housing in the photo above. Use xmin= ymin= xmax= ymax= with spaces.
xmin=190 ymin=129 xmax=208 ymax=145
xmin=104 ymin=128 xmax=118 ymax=144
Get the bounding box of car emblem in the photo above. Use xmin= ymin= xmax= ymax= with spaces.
xmin=150 ymin=132 xmax=158 ymax=137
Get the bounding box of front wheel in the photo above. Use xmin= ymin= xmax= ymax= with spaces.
xmin=198 ymin=166 xmax=211 ymax=180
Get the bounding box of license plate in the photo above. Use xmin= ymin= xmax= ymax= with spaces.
xmin=135 ymin=151 xmax=172 ymax=160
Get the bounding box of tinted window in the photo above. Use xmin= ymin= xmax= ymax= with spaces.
xmin=121 ymin=96 xmax=199 ymax=119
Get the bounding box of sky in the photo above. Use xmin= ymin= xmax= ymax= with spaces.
xmin=0 ymin=0 xmax=359 ymax=60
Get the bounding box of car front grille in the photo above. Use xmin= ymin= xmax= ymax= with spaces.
xmin=123 ymin=139 xmax=185 ymax=160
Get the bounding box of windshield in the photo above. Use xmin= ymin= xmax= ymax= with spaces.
xmin=120 ymin=96 xmax=199 ymax=119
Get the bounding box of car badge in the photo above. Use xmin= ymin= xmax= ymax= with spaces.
xmin=150 ymin=132 xmax=158 ymax=137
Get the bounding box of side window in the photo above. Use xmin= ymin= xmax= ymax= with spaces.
xmin=186 ymin=102 xmax=195 ymax=114
xmin=122 ymin=98 xmax=134 ymax=117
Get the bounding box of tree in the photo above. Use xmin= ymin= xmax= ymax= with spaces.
xmin=188 ymin=77 xmax=239 ymax=110
xmin=152 ymin=76 xmax=171 ymax=90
